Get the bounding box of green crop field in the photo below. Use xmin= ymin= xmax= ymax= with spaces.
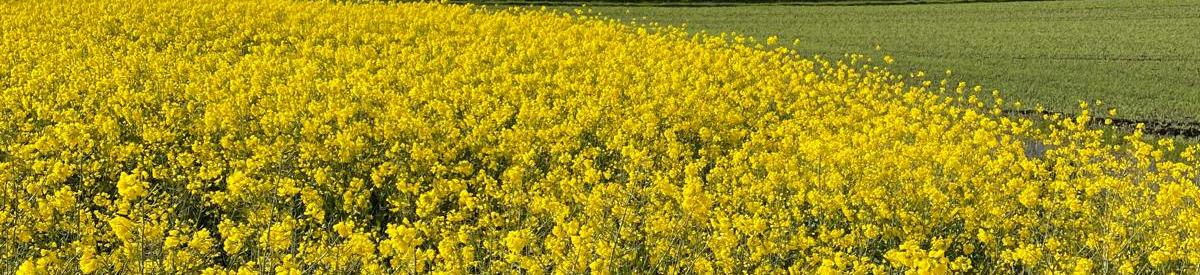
xmin=489 ymin=0 xmax=1200 ymax=131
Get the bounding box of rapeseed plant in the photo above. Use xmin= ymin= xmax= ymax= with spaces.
xmin=1 ymin=0 xmax=1197 ymax=273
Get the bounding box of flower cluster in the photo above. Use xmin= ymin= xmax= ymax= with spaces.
xmin=1 ymin=0 xmax=1198 ymax=273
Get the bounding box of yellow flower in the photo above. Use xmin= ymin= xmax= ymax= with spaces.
xmin=504 ymin=230 xmax=533 ymax=255
xmin=16 ymin=260 xmax=39 ymax=275
xmin=109 ymin=216 xmax=135 ymax=244
xmin=190 ymin=229 xmax=216 ymax=253
xmin=79 ymin=247 xmax=99 ymax=274
xmin=116 ymin=171 xmax=148 ymax=200
xmin=261 ymin=222 xmax=293 ymax=251
xmin=333 ymin=221 xmax=354 ymax=238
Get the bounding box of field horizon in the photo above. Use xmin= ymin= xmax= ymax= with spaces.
xmin=479 ymin=0 xmax=1200 ymax=135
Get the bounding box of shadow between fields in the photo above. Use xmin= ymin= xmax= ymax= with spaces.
xmin=457 ymin=0 xmax=1057 ymax=7
xmin=1004 ymin=109 xmax=1200 ymax=138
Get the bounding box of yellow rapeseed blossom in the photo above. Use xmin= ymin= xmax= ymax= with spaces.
xmin=1 ymin=0 xmax=1199 ymax=273
xmin=108 ymin=216 xmax=135 ymax=244
xmin=116 ymin=172 xmax=148 ymax=200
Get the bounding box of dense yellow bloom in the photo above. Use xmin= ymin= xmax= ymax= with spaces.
xmin=108 ymin=216 xmax=135 ymax=244
xmin=116 ymin=171 xmax=147 ymax=200
xmin=260 ymin=221 xmax=294 ymax=252
xmin=16 ymin=260 xmax=38 ymax=275
xmin=1 ymin=0 xmax=1199 ymax=273
xmin=78 ymin=248 xmax=98 ymax=274
xmin=189 ymin=229 xmax=216 ymax=253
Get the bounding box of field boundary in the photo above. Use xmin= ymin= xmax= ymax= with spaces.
xmin=1004 ymin=109 xmax=1200 ymax=138
xmin=459 ymin=0 xmax=1056 ymax=7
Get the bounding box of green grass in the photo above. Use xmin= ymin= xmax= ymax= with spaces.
xmin=467 ymin=0 xmax=1033 ymax=5
xmin=492 ymin=0 xmax=1200 ymax=125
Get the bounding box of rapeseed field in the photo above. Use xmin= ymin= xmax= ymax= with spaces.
xmin=2 ymin=0 xmax=1197 ymax=273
